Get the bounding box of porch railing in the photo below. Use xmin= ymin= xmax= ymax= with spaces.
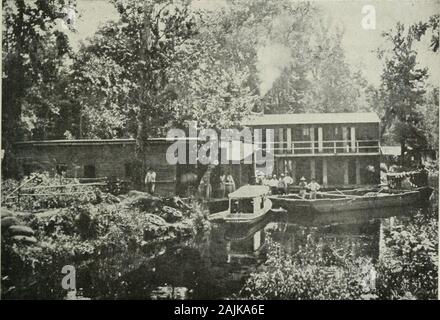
xmin=255 ymin=139 xmax=380 ymax=155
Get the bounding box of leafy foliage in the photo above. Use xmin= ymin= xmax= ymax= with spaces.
xmin=410 ymin=14 xmax=439 ymax=53
xmin=2 ymin=0 xmax=76 ymax=175
xmin=241 ymin=238 xmax=376 ymax=300
xmin=1 ymin=191 xmax=208 ymax=299
xmin=376 ymin=212 xmax=438 ymax=300
xmin=2 ymin=0 xmax=374 ymax=152
xmin=375 ymin=20 xmax=438 ymax=162
xmin=1 ymin=172 xmax=100 ymax=211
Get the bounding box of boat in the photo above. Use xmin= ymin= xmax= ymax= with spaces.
xmin=270 ymin=186 xmax=431 ymax=214
xmin=206 ymin=197 xmax=229 ymax=214
xmin=208 ymin=185 xmax=272 ymax=224
xmin=411 ymin=186 xmax=434 ymax=203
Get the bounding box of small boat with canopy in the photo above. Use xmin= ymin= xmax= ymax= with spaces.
xmin=209 ymin=185 xmax=272 ymax=224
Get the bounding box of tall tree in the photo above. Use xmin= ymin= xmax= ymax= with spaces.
xmin=378 ymin=22 xmax=429 ymax=165
xmin=2 ymin=0 xmax=75 ymax=177
xmin=70 ymin=0 xmax=260 ymax=137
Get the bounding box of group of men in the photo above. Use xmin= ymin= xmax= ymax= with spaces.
xmin=145 ymin=166 xmax=321 ymax=199
xmin=258 ymin=173 xmax=321 ymax=199
xmin=198 ymin=171 xmax=237 ymax=199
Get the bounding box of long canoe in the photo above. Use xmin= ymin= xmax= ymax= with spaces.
xmin=270 ymin=188 xmax=427 ymax=214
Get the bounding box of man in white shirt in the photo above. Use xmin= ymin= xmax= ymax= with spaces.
xmin=283 ymin=173 xmax=294 ymax=193
xmin=269 ymin=174 xmax=279 ymax=194
xmin=145 ymin=167 xmax=156 ymax=194
xmin=307 ymin=178 xmax=320 ymax=199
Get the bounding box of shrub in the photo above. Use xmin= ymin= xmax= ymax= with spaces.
xmin=376 ymin=212 xmax=438 ymax=300
xmin=241 ymin=239 xmax=376 ymax=300
xmin=2 ymin=172 xmax=100 ymax=211
xmin=2 ymin=193 xmax=209 ymax=299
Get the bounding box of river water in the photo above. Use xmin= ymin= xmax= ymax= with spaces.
xmin=90 ymin=205 xmax=424 ymax=300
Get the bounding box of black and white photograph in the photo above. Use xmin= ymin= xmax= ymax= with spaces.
xmin=1 ymin=0 xmax=439 ymax=302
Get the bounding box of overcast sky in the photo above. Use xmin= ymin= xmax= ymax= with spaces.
xmin=70 ymin=0 xmax=439 ymax=87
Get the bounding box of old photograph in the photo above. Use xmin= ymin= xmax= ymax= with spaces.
xmin=1 ymin=0 xmax=439 ymax=301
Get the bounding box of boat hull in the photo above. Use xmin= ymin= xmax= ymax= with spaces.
xmin=206 ymin=198 xmax=229 ymax=214
xmin=223 ymin=211 xmax=268 ymax=224
xmin=210 ymin=199 xmax=273 ymax=224
xmin=270 ymin=189 xmax=423 ymax=214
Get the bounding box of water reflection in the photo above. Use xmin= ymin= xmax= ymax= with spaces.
xmin=115 ymin=206 xmax=420 ymax=299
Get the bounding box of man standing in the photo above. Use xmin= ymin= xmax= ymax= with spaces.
xmin=278 ymin=173 xmax=287 ymax=194
xmin=269 ymin=174 xmax=279 ymax=195
xmin=145 ymin=167 xmax=156 ymax=194
xmin=218 ymin=172 xmax=226 ymax=198
xmin=225 ymin=172 xmax=236 ymax=196
xmin=307 ymin=177 xmax=320 ymax=199
xmin=283 ymin=173 xmax=294 ymax=193
xmin=299 ymin=176 xmax=307 ymax=198
xmin=198 ymin=171 xmax=212 ymax=199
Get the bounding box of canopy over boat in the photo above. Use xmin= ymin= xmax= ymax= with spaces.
xmin=228 ymin=185 xmax=270 ymax=199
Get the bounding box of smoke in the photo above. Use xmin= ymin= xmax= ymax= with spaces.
xmin=256 ymin=42 xmax=292 ymax=97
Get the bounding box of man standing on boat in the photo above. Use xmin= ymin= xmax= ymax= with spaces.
xmin=278 ymin=173 xmax=288 ymax=194
xmin=269 ymin=174 xmax=279 ymax=194
xmin=307 ymin=178 xmax=321 ymax=199
xmin=299 ymin=176 xmax=307 ymax=198
xmin=283 ymin=173 xmax=294 ymax=193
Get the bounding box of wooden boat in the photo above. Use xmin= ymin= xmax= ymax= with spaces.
xmin=208 ymin=185 xmax=272 ymax=224
xmin=410 ymin=186 xmax=433 ymax=203
xmin=270 ymin=187 xmax=429 ymax=214
xmin=206 ymin=198 xmax=229 ymax=214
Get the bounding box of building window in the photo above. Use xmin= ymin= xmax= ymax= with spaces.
xmin=335 ymin=127 xmax=339 ymax=135
xmin=302 ymin=127 xmax=309 ymax=136
xmin=84 ymin=164 xmax=96 ymax=178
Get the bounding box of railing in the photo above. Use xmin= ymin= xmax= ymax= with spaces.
xmin=255 ymin=139 xmax=380 ymax=155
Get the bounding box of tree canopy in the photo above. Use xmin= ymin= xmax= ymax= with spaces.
xmin=2 ymin=0 xmax=438 ymax=176
xmin=374 ymin=16 xmax=439 ymax=163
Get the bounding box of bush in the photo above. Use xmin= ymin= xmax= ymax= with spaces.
xmin=1 ymin=193 xmax=209 ymax=299
xmin=376 ymin=212 xmax=438 ymax=300
xmin=2 ymin=172 xmax=100 ymax=211
xmin=241 ymin=239 xmax=376 ymax=300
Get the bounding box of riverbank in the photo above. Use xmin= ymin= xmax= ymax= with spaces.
xmin=1 ymin=176 xmax=210 ymax=299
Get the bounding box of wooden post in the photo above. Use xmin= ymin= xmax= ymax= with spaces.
xmin=342 ymin=127 xmax=348 ymax=152
xmin=318 ymin=127 xmax=323 ymax=153
xmin=310 ymin=159 xmax=316 ymax=180
xmin=291 ymin=160 xmax=296 ymax=184
xmin=343 ymin=159 xmax=349 ymax=185
xmin=322 ymin=158 xmax=328 ymax=186
xmin=286 ymin=128 xmax=292 ymax=153
xmin=278 ymin=128 xmax=284 ymax=154
xmin=278 ymin=158 xmax=284 ymax=175
xmin=350 ymin=127 xmax=356 ymax=152
xmin=356 ymin=158 xmax=361 ymax=185
xmin=310 ymin=127 xmax=315 ymax=154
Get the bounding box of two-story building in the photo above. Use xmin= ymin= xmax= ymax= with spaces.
xmin=243 ymin=112 xmax=381 ymax=188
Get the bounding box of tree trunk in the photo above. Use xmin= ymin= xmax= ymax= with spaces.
xmin=136 ymin=2 xmax=154 ymax=161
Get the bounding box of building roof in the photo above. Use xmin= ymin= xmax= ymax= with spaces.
xmin=14 ymin=137 xmax=198 ymax=147
xmin=243 ymin=112 xmax=380 ymax=126
xmin=228 ymin=185 xmax=270 ymax=198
